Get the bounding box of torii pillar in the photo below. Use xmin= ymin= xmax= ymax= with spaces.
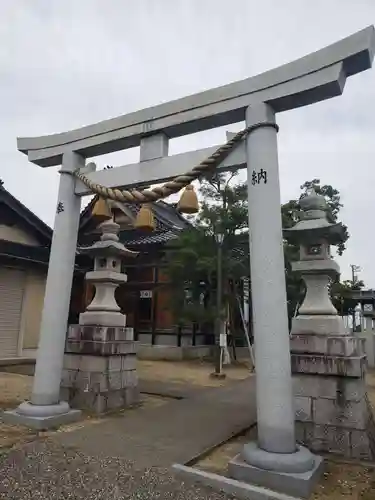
xmin=2 ymin=25 xmax=374 ymax=499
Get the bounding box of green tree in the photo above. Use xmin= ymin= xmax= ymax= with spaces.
xmin=163 ymin=171 xmax=249 ymax=326
xmin=331 ymin=279 xmax=365 ymax=317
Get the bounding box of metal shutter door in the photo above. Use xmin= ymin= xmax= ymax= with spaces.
xmin=0 ymin=267 xmax=25 ymax=358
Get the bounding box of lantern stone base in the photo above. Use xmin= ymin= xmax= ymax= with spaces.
xmin=291 ymin=333 xmax=375 ymax=461
xmin=61 ymin=325 xmax=139 ymax=414
xmin=79 ymin=310 xmax=126 ymax=328
xmin=291 ymin=314 xmax=347 ymax=336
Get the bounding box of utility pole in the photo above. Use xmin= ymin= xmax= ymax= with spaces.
xmin=350 ymin=264 xmax=361 ymax=332
xmin=211 ymin=231 xmax=225 ymax=379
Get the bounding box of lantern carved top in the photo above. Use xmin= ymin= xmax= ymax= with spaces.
xmin=284 ymin=188 xmax=346 ymax=245
xmin=79 ymin=219 xmax=138 ymax=259
xmin=299 ymin=188 xmax=328 ymax=212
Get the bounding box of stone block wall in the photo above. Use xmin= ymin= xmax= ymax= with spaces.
xmin=293 ymin=374 xmax=375 ymax=460
xmin=61 ymin=325 xmax=139 ymax=414
xmin=291 ymin=333 xmax=375 ymax=461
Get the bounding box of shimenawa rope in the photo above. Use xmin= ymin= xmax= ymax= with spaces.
xmin=73 ymin=122 xmax=278 ymax=204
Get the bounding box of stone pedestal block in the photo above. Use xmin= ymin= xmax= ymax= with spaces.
xmin=291 ymin=333 xmax=375 ymax=461
xmin=290 ymin=333 xmax=366 ymax=357
xmin=66 ymin=324 xmax=135 ymax=356
xmin=362 ymin=315 xmax=375 ymax=368
xmin=61 ymin=325 xmax=139 ymax=414
xmin=291 ymin=314 xmax=347 ymax=336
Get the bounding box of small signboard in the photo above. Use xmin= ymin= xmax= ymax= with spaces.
xmin=363 ymin=304 xmax=373 ymax=313
xmin=140 ymin=290 xmax=152 ymax=299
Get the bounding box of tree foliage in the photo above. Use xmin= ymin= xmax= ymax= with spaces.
xmin=163 ymin=173 xmax=353 ymax=328
xmin=163 ymin=172 xmax=249 ymax=325
xmin=330 ymin=279 xmax=365 ymax=316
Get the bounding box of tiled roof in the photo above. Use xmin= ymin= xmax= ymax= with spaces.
xmin=79 ymin=228 xmax=181 ymax=250
xmin=123 ymin=229 xmax=180 ymax=246
xmin=81 ymin=195 xmax=188 ymax=228
xmin=79 ymin=194 xmax=190 ymax=247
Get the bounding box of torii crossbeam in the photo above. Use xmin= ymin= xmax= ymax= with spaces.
xmin=5 ymin=25 xmax=375 ymax=496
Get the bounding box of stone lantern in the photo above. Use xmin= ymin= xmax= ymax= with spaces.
xmin=284 ymin=188 xmax=346 ymax=336
xmin=61 ymin=218 xmax=139 ymax=414
xmin=285 ymin=188 xmax=375 ymax=461
xmin=79 ymin=218 xmax=138 ymax=328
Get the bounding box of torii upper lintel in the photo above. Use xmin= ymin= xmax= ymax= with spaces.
xmin=18 ymin=25 xmax=375 ymax=167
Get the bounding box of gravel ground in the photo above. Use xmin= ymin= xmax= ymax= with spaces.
xmin=1 ymin=367 xmax=374 ymax=499
xmin=0 ymin=439 xmax=234 ymax=500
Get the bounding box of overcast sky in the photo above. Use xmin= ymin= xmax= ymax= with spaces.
xmin=0 ymin=0 xmax=374 ymax=285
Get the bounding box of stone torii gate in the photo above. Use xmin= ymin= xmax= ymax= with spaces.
xmin=4 ymin=25 xmax=375 ymax=494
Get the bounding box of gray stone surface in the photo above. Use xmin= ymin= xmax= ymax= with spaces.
xmin=291 ymin=353 xmax=366 ymax=377
xmin=313 ymin=397 xmax=367 ymax=429
xmin=294 ymin=420 xmax=375 ymax=460
xmin=173 ymin=464 xmax=300 ymax=500
xmin=246 ymin=103 xmax=296 ymax=456
xmin=291 ymin=315 xmax=347 ymax=336
xmin=77 ymin=141 xmax=248 ymax=196
xmin=294 ymin=396 xmax=313 ymax=422
xmin=351 ymin=429 xmax=375 ymax=459
xmin=62 ymin=367 xmax=138 ymax=392
xmin=60 ymin=386 xmax=139 ymax=414
xmin=63 ymin=352 xmax=137 ymax=372
xmin=67 ymin=324 xmax=134 ymax=343
xmin=23 ymin=152 xmax=85 ymax=411
xmin=1 ymin=407 xmax=81 ymax=431
xmin=290 ymin=334 xmax=365 ymax=356
xmin=79 ymin=310 xmax=126 ymax=327
xmin=61 ymin=345 xmax=139 ymax=414
xmin=241 ymin=442 xmax=316 ymax=474
xmin=140 ymin=132 xmax=169 ymax=161
xmin=19 ymin=26 xmax=375 ymax=166
xmin=362 ymin=328 xmax=375 ymax=368
xmin=287 ymin=182 xmax=375 ymax=462
xmin=311 ymin=424 xmax=351 ymax=456
xmin=66 ymin=325 xmax=136 ymax=356
xmin=65 ymin=339 xmax=137 ymax=356
xmin=52 ymin=377 xmax=256 ymax=467
xmin=293 ymin=374 xmax=365 ymax=401
xmin=228 ymin=452 xmax=323 ymax=499
xmin=138 ymin=379 xmax=199 ymax=399
xmin=291 ymin=350 xmax=375 ymax=460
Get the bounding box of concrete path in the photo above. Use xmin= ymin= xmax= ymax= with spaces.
xmin=0 ymin=376 xmax=256 ymax=499
xmin=138 ymin=378 xmax=200 ymax=399
xmin=54 ymin=376 xmax=256 ymax=468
